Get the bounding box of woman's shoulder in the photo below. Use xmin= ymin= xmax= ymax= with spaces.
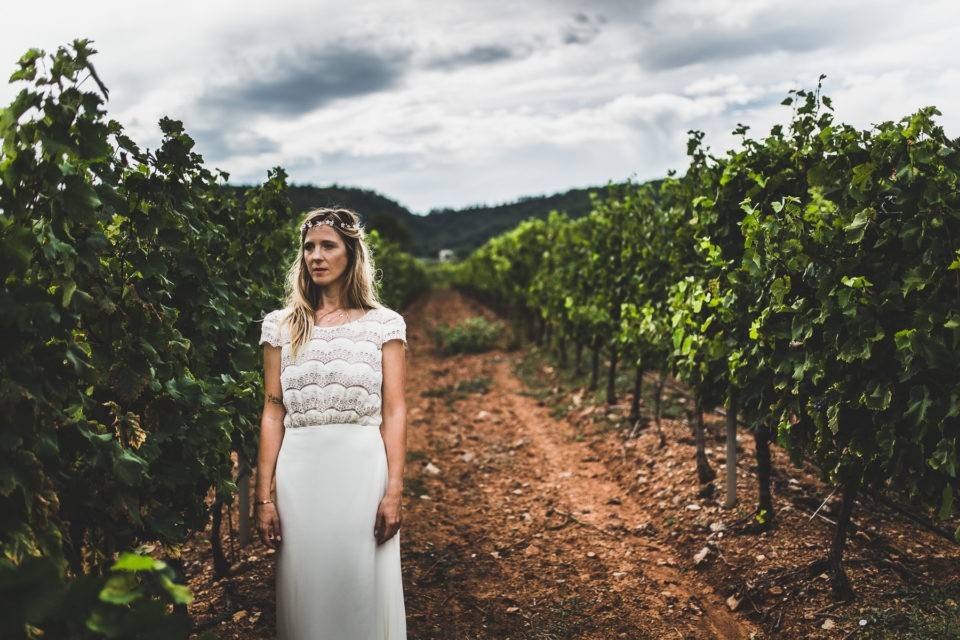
xmin=264 ymin=307 xmax=295 ymax=326
xmin=259 ymin=307 xmax=293 ymax=347
xmin=367 ymin=306 xmax=404 ymax=323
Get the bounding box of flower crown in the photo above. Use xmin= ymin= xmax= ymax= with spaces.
xmin=300 ymin=217 xmax=361 ymax=234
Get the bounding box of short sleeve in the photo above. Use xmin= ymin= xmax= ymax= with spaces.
xmin=259 ymin=309 xmax=283 ymax=348
xmin=380 ymin=310 xmax=407 ymax=349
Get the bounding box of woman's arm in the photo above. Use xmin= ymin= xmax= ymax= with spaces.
xmin=376 ymin=339 xmax=407 ymax=544
xmin=256 ymin=343 xmax=285 ymax=547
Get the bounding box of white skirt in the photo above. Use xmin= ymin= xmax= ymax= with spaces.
xmin=275 ymin=423 xmax=406 ymax=639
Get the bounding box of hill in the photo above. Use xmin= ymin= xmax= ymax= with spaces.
xmin=227 ymin=181 xmax=625 ymax=259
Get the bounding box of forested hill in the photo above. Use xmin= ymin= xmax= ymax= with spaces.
xmin=226 ymin=181 xmax=620 ymax=259
xmin=411 ymin=186 xmax=606 ymax=259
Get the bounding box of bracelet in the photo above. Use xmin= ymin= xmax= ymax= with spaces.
xmin=255 ymin=498 xmax=274 ymax=505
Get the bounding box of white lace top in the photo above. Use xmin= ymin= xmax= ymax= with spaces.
xmin=259 ymin=306 xmax=407 ymax=429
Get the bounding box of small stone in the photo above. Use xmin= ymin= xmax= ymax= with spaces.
xmin=686 ymin=503 xmax=701 ymax=511
xmin=506 ymin=606 xmax=520 ymax=613
xmin=821 ymin=619 xmax=836 ymax=630
xmin=693 ymin=547 xmax=710 ymax=565
xmin=460 ymin=451 xmax=475 ymax=463
xmin=586 ymin=551 xmax=596 ymax=558
xmin=726 ymin=595 xmax=740 ymax=611
xmin=755 ymin=554 xmax=766 ymax=561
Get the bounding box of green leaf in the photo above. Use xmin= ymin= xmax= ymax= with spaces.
xmin=940 ymin=485 xmax=954 ymax=520
xmin=159 ymin=573 xmax=194 ymax=605
xmin=111 ymin=552 xmax=162 ymax=572
xmin=113 ymin=449 xmax=149 ymax=485
xmin=843 ymin=208 xmax=874 ymax=244
xmin=62 ymin=278 xmax=77 ymax=307
xmin=99 ymin=573 xmax=142 ymax=605
xmin=827 ymin=403 xmax=840 ymax=435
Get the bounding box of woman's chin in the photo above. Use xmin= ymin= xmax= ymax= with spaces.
xmin=311 ymin=273 xmax=335 ymax=285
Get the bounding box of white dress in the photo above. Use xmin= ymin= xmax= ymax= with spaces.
xmin=259 ymin=306 xmax=408 ymax=640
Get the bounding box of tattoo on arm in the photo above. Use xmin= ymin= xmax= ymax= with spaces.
xmin=267 ymin=393 xmax=284 ymax=406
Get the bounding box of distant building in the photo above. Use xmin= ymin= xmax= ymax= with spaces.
xmin=438 ymin=249 xmax=455 ymax=262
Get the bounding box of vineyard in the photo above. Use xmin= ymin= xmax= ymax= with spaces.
xmin=0 ymin=40 xmax=427 ymax=638
xmin=447 ymin=75 xmax=960 ymax=632
xmin=2 ymin=39 xmax=959 ymax=640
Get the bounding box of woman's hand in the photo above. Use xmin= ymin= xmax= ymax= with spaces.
xmin=374 ymin=491 xmax=402 ymax=545
xmin=257 ymin=502 xmax=282 ymax=549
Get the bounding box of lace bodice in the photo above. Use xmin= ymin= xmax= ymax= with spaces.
xmin=259 ymin=306 xmax=407 ymax=429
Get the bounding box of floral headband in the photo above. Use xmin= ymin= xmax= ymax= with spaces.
xmin=300 ymin=217 xmax=361 ymax=234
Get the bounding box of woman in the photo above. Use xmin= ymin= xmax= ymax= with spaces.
xmin=255 ymin=207 xmax=408 ymax=639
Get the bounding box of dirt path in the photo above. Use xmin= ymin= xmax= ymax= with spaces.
xmin=184 ymin=286 xmax=761 ymax=639
xmin=399 ymin=288 xmax=759 ymax=639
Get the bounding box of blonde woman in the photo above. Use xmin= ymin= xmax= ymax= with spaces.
xmin=255 ymin=207 xmax=408 ymax=639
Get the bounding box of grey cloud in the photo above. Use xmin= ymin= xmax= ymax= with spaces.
xmin=196 ymin=43 xmax=411 ymax=118
xmin=638 ymin=5 xmax=866 ymax=71
xmin=640 ymin=27 xmax=830 ymax=71
xmin=424 ymin=44 xmax=522 ymax=71
xmin=562 ymin=11 xmax=606 ymax=45
xmin=190 ymin=125 xmax=280 ymax=163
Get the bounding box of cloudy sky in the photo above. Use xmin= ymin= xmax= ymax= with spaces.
xmin=3 ymin=0 xmax=959 ymax=213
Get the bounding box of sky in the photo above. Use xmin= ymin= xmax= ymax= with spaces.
xmin=3 ymin=0 xmax=959 ymax=214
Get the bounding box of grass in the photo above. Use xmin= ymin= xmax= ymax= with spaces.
xmin=404 ymin=475 xmax=428 ymax=499
xmin=420 ymin=375 xmax=493 ymax=406
xmin=838 ymin=583 xmax=960 ymax=639
xmin=432 ymin=316 xmax=503 ymax=355
xmin=407 ymin=449 xmax=429 ymax=463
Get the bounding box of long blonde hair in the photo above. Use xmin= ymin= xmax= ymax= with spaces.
xmin=282 ymin=207 xmax=384 ymax=356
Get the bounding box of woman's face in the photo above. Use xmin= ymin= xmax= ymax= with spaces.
xmin=303 ymin=224 xmax=349 ymax=287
